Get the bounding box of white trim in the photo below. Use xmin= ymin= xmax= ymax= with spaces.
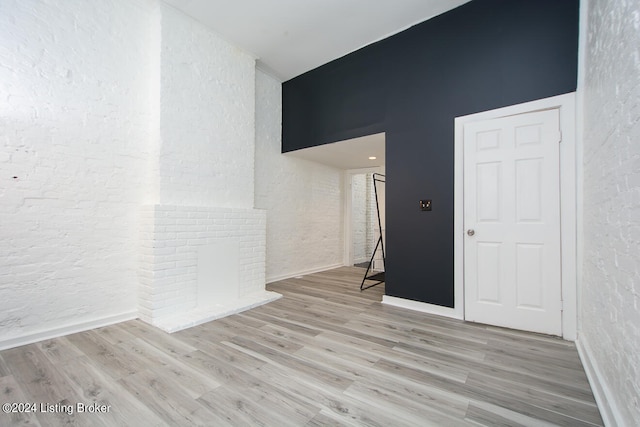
xmin=575 ymin=0 xmax=589 ymax=342
xmin=559 ymin=95 xmax=578 ymax=341
xmin=266 ymin=263 xmax=344 ymax=284
xmin=255 ymin=62 xmax=284 ymax=83
xmin=454 ymin=93 xmax=577 ymax=340
xmin=576 ymin=337 xmax=622 ymax=427
xmin=354 ymin=256 xmax=370 ymax=265
xmin=0 ymin=311 xmax=138 ymax=351
xmin=382 ymin=295 xmax=464 ymax=320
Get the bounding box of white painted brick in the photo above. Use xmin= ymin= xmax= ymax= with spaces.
xmin=1 ymin=0 xmax=269 ymax=346
xmin=138 ymin=205 xmax=266 ymax=324
xmin=0 ymin=0 xmax=156 ymax=340
xmin=351 ymin=173 xmax=377 ymax=264
xmin=157 ymin=4 xmax=255 ymax=210
xmin=254 ymin=71 xmax=345 ymax=282
xmin=582 ymin=0 xmax=640 ymax=424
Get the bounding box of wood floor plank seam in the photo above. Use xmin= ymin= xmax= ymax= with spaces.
xmin=0 ymin=267 xmax=603 ymax=426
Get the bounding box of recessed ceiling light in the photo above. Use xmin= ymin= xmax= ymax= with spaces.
xmin=369 ymin=156 xmax=377 ymax=160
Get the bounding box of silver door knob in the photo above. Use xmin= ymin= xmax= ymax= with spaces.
xmin=467 ymin=229 xmax=475 ymax=236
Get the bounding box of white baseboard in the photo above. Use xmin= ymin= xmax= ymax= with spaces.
xmin=576 ymin=337 xmax=621 ymax=427
xmin=382 ymin=295 xmax=463 ymax=320
xmin=266 ymin=263 xmax=345 ymax=284
xmin=0 ymin=311 xmax=138 ymax=351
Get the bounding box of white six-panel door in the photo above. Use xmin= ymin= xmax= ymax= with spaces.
xmin=463 ymin=109 xmax=562 ymax=335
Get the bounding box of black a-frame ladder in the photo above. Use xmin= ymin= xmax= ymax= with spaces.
xmin=360 ymin=173 xmax=385 ymax=291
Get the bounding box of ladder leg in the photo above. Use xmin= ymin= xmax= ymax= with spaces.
xmin=360 ymin=236 xmax=382 ymax=290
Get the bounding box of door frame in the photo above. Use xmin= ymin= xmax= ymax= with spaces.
xmin=454 ymin=93 xmax=577 ymax=340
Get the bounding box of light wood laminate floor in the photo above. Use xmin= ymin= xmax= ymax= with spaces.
xmin=0 ymin=267 xmax=602 ymax=426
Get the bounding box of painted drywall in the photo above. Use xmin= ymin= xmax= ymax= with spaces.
xmin=255 ymin=71 xmax=344 ymax=282
xmin=580 ymin=0 xmax=640 ymax=423
xmin=0 ymin=0 xmax=261 ymax=347
xmin=282 ymin=0 xmax=580 ymax=307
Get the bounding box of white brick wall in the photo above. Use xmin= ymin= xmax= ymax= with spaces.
xmin=0 ymin=0 xmax=155 ymax=342
xmin=255 ymin=71 xmax=345 ymax=282
xmin=352 ymin=174 xmax=369 ymax=263
xmin=158 ymin=5 xmax=256 ymax=208
xmin=0 ymin=0 xmax=269 ymax=346
xmin=139 ymin=205 xmax=269 ymax=329
xmin=366 ymin=173 xmax=377 ymax=259
xmin=136 ymin=5 xmax=272 ymax=331
xmin=351 ymin=173 xmax=377 ymax=264
xmin=581 ymin=0 xmax=640 ymax=424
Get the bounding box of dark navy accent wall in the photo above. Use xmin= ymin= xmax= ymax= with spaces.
xmin=282 ymin=0 xmax=579 ymax=307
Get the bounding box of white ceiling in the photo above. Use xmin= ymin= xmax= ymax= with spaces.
xmin=162 ymin=0 xmax=471 ymax=81
xmin=162 ymin=0 xmax=471 ymax=169
xmin=284 ymin=133 xmax=385 ymax=170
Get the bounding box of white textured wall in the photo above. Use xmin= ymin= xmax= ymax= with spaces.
xmin=581 ymin=0 xmax=640 ymax=424
xmin=0 ymin=0 xmax=154 ymax=343
xmin=158 ymin=4 xmax=255 ymax=208
xmin=365 ymin=173 xmax=377 ymax=258
xmin=139 ymin=205 xmax=266 ymax=324
xmin=352 ymin=174 xmax=369 ymax=264
xmin=351 ymin=172 xmax=377 ymax=265
xmin=255 ymin=71 xmax=344 ymax=282
xmin=0 ymin=0 xmax=261 ymax=347
xmin=138 ymin=4 xmax=264 ymax=326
